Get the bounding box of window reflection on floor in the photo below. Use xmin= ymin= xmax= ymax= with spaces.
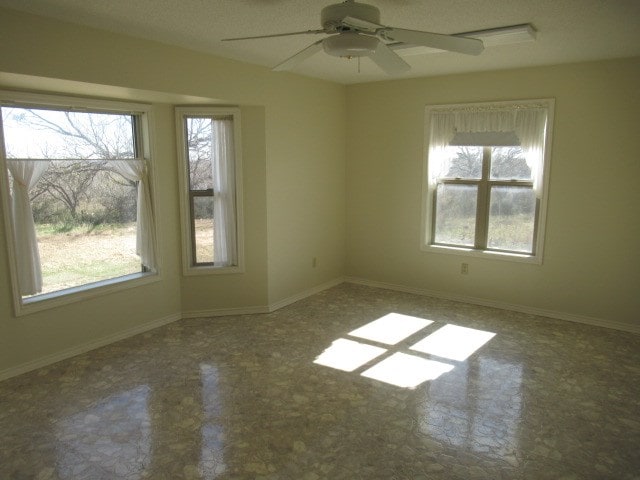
xmin=420 ymin=357 xmax=523 ymax=460
xmin=55 ymin=385 xmax=151 ymax=479
xmin=200 ymin=364 xmax=226 ymax=478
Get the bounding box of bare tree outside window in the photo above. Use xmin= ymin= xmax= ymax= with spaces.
xmin=446 ymin=146 xmax=483 ymax=179
xmin=185 ymin=117 xmax=216 ymax=264
xmin=433 ymin=145 xmax=536 ymax=253
xmin=2 ymin=107 xmax=140 ymax=294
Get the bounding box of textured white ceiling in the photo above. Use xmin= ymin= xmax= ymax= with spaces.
xmin=1 ymin=0 xmax=639 ymax=84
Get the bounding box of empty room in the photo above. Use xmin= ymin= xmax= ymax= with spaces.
xmin=0 ymin=1 xmax=638 ymax=479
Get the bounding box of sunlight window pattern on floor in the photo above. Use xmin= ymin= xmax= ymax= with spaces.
xmin=314 ymin=313 xmax=495 ymax=389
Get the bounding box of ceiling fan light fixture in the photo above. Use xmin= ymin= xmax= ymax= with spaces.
xmin=323 ymin=32 xmax=378 ymax=57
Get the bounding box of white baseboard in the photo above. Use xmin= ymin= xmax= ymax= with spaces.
xmin=267 ymin=277 xmax=345 ymax=312
xmin=181 ymin=277 xmax=345 ymax=318
xmin=181 ymin=305 xmax=269 ymax=319
xmin=345 ymin=276 xmax=640 ymax=335
xmin=0 ymin=312 xmax=182 ymax=382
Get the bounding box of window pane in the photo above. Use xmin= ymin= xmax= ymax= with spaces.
xmin=487 ymin=186 xmax=536 ymax=253
xmin=186 ymin=117 xmax=213 ymax=190
xmin=29 ymin=161 xmax=140 ymax=295
xmin=1 ymin=105 xmax=145 ymax=298
xmin=490 ymin=146 xmax=531 ymax=180
xmin=2 ymin=107 xmax=135 ymax=160
xmin=193 ymin=195 xmax=214 ymax=264
xmin=434 ymin=184 xmax=477 ymax=247
xmin=444 ymin=146 xmax=482 ymax=179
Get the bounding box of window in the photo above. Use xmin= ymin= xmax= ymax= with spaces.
xmin=423 ymin=100 xmax=553 ymax=262
xmin=0 ymin=92 xmax=157 ymax=310
xmin=175 ymin=107 xmax=243 ymax=274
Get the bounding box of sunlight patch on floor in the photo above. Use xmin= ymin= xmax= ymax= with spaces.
xmin=315 ymin=315 xmax=496 ymax=389
xmin=361 ymin=352 xmax=454 ymax=389
xmin=313 ymin=338 xmax=387 ymax=372
xmin=348 ymin=313 xmax=433 ymax=345
xmin=410 ymin=324 xmax=496 ymax=361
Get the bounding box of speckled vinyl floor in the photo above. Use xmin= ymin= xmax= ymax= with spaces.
xmin=1 ymin=283 xmax=639 ymax=480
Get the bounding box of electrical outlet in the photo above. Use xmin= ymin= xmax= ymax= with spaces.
xmin=461 ymin=263 xmax=469 ymax=275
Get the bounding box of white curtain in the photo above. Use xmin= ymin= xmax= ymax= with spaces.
xmin=7 ymin=159 xmax=50 ymax=296
xmin=428 ymin=105 xmax=548 ymax=195
xmin=110 ymin=159 xmax=157 ymax=270
xmin=450 ymin=108 xmax=519 ymax=146
xmin=211 ymin=118 xmax=237 ymax=267
xmin=427 ymin=111 xmax=456 ymax=188
xmin=515 ymin=108 xmax=547 ymax=197
xmin=453 ymin=109 xmax=517 ymax=133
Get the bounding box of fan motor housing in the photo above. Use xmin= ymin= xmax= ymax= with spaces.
xmin=323 ymin=31 xmax=378 ymax=57
xmin=321 ymin=1 xmax=381 ymax=31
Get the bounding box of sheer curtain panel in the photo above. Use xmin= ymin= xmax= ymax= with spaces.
xmin=7 ymin=159 xmax=49 ymax=295
xmin=515 ymin=108 xmax=548 ymax=197
xmin=110 ymin=159 xmax=157 ymax=271
xmin=211 ymin=119 xmax=237 ymax=267
xmin=427 ymin=112 xmax=456 ymax=189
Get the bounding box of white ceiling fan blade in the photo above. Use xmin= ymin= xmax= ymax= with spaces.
xmin=341 ymin=15 xmax=382 ymax=32
xmin=273 ymin=39 xmax=324 ymax=71
xmin=222 ymin=29 xmax=325 ymax=41
xmin=368 ymin=41 xmax=410 ymax=75
xmin=383 ymin=28 xmax=484 ymax=55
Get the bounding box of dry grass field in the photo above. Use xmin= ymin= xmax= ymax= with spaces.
xmin=36 ymin=223 xmax=140 ymax=294
xmin=34 ymin=219 xmax=215 ymax=295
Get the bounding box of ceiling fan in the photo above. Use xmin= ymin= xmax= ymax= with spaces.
xmin=222 ymin=0 xmax=484 ymax=74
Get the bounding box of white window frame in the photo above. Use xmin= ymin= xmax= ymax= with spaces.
xmin=0 ymin=90 xmax=160 ymax=316
xmin=421 ymin=99 xmax=554 ymax=264
xmin=175 ymin=107 xmax=244 ymax=275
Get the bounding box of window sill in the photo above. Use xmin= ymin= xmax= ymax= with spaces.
xmin=421 ymin=244 xmax=542 ymax=264
xmin=16 ymin=272 xmax=160 ymax=317
xmin=182 ymin=265 xmax=245 ymax=276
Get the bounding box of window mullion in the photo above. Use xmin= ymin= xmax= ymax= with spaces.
xmin=475 ymin=147 xmax=491 ymax=249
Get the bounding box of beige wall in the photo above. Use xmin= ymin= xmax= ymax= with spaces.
xmin=265 ymin=88 xmax=347 ymax=303
xmin=346 ymin=57 xmax=640 ymax=328
xmin=0 ymin=8 xmax=347 ymax=375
